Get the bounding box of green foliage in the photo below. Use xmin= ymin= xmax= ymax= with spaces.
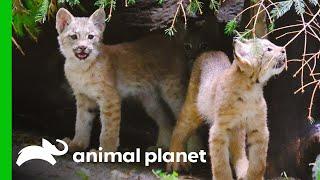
xmin=35 ymin=0 xmax=49 ymax=23
xmin=152 ymin=169 xmax=179 ymax=180
xmin=241 ymin=29 xmax=253 ymax=39
xmin=128 ymin=0 xmax=136 ymax=6
xmin=293 ymin=0 xmax=305 ymax=15
xmin=268 ymin=22 xmax=275 ymax=32
xmin=12 ymin=0 xmax=43 ymax=39
xmin=95 ymin=0 xmax=116 ymax=21
xmin=187 ymin=0 xmax=203 ymax=15
xmin=75 ymin=169 xmax=89 ymax=180
xmin=224 ymin=19 xmax=237 ymax=36
xmin=13 ymin=0 xmax=82 ymax=40
xmin=165 ymin=27 xmax=177 ymax=36
xmin=270 ymin=0 xmax=294 ymax=19
xmin=58 ymin=0 xmax=80 ymax=6
xmin=94 ymin=0 xmax=116 ymax=9
xmin=308 ymin=0 xmax=319 ymax=6
xmin=209 ymin=0 xmax=220 ymax=12
xmin=224 ymin=0 xmax=316 ymax=39
xmin=224 ymin=20 xmax=254 ymax=39
xmin=270 ymin=0 xmax=308 ymax=20
xmin=157 ymin=0 xmax=165 ymax=5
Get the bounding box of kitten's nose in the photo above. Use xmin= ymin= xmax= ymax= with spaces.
xmin=77 ymin=46 xmax=87 ymax=51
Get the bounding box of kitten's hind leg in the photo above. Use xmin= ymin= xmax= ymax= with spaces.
xmin=159 ymin=77 xmax=185 ymax=119
xmin=140 ymin=93 xmax=173 ymax=149
xmin=167 ymin=100 xmax=203 ymax=172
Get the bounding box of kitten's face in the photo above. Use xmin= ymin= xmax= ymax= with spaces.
xmin=234 ymin=38 xmax=287 ymax=83
xmin=56 ymin=8 xmax=106 ymax=61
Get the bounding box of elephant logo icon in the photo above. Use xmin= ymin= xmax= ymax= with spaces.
xmin=16 ymin=138 xmax=68 ymax=166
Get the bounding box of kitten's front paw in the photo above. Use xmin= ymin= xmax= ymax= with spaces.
xmin=166 ymin=161 xmax=191 ymax=173
xmin=58 ymin=137 xmax=87 ymax=152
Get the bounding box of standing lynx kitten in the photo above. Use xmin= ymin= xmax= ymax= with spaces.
xmin=56 ymin=8 xmax=187 ymax=152
xmin=168 ymin=38 xmax=286 ymax=180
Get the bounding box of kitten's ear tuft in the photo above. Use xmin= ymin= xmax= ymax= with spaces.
xmin=89 ymin=8 xmax=106 ymax=32
xmin=56 ymin=8 xmax=74 ymax=34
xmin=234 ymin=40 xmax=252 ymax=71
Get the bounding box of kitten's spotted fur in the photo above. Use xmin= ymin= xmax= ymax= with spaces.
xmin=168 ymin=38 xmax=286 ymax=180
xmin=56 ymin=8 xmax=189 ymax=152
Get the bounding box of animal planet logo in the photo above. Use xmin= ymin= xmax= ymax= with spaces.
xmin=16 ymin=138 xmax=68 ymax=166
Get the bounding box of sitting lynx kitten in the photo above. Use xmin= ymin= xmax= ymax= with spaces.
xmin=56 ymin=8 xmax=187 ymax=152
xmin=168 ymin=38 xmax=286 ymax=180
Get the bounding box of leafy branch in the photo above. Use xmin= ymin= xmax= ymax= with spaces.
xmin=95 ymin=0 xmax=116 ymax=21
xmin=12 ymin=0 xmax=138 ymax=54
xmin=164 ymin=0 xmax=220 ymax=36
xmin=224 ymin=0 xmax=320 ymax=121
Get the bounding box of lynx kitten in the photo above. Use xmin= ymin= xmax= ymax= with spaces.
xmin=56 ymin=8 xmax=187 ymax=152
xmin=168 ymin=38 xmax=286 ymax=180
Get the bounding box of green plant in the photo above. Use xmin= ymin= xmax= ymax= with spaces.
xmin=75 ymin=169 xmax=89 ymax=180
xmin=11 ymin=0 xmax=134 ymax=53
xmin=152 ymin=169 xmax=179 ymax=180
xmin=164 ymin=27 xmax=177 ymax=37
xmin=209 ymin=0 xmax=220 ymax=12
xmin=224 ymin=19 xmax=237 ymax=36
xmin=58 ymin=0 xmax=80 ymax=6
xmin=157 ymin=0 xmax=164 ymax=5
xmin=187 ymin=0 xmax=203 ymax=15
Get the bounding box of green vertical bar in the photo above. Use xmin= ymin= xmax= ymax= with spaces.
xmin=0 ymin=0 xmax=12 ymax=179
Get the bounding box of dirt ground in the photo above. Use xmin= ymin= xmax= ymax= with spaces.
xmin=12 ymin=131 xmax=299 ymax=180
xmin=12 ymin=131 xmax=210 ymax=180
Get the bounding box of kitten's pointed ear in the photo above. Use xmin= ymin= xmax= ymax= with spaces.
xmin=56 ymin=8 xmax=74 ymax=34
xmin=89 ymin=8 xmax=106 ymax=32
xmin=234 ymin=39 xmax=252 ymax=71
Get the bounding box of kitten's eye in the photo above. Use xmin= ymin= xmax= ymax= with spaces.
xmin=70 ymin=34 xmax=78 ymax=40
xmin=267 ymin=47 xmax=273 ymax=52
xmin=88 ymin=35 xmax=94 ymax=39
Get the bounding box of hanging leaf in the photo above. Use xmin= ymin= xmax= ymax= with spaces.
xmin=224 ymin=19 xmax=237 ymax=36
xmin=157 ymin=0 xmax=165 ymax=5
xmin=128 ymin=0 xmax=136 ymax=5
xmin=12 ymin=0 xmax=42 ymax=39
xmin=308 ymin=0 xmax=319 ymax=6
xmin=293 ymin=0 xmax=305 ymax=15
xmin=209 ymin=0 xmax=220 ymax=13
xmin=95 ymin=0 xmax=116 ymax=9
xmin=268 ymin=22 xmax=275 ymax=32
xmin=270 ymin=0 xmax=293 ymax=19
xmin=35 ymin=0 xmax=49 ymax=23
xmin=187 ymin=0 xmax=203 ymax=15
xmin=58 ymin=0 xmax=80 ymax=7
xmin=164 ymin=27 xmax=176 ymax=36
xmin=240 ymin=29 xmax=253 ymax=39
